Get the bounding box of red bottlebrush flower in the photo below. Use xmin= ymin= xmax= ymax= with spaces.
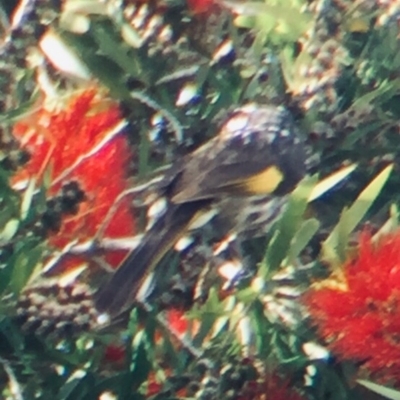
xmin=104 ymin=344 xmax=126 ymax=364
xmin=153 ymin=308 xmax=196 ymax=345
xmin=146 ymin=379 xmax=163 ymax=397
xmin=187 ymin=0 xmax=217 ymax=14
xmin=12 ymin=87 xmax=136 ymax=270
xmin=303 ymin=230 xmax=400 ymax=384
xmin=186 ymin=0 xmax=242 ymax=16
xmin=166 ymin=308 xmax=189 ymax=336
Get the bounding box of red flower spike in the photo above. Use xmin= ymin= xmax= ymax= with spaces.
xmin=104 ymin=344 xmax=126 ymax=364
xmin=12 ymin=87 xmax=136 ymax=271
xmin=153 ymin=309 xmax=193 ymax=345
xmin=186 ymin=0 xmax=242 ymax=16
xmin=187 ymin=0 xmax=217 ymax=14
xmin=166 ymin=308 xmax=189 ymax=336
xmin=303 ymin=230 xmax=400 ymax=384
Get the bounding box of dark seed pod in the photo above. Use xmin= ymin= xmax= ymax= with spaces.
xmin=16 ymin=278 xmax=99 ymax=340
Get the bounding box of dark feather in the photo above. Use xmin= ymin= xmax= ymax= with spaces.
xmin=95 ymin=200 xmax=210 ymax=315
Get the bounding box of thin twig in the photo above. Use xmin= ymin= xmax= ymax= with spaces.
xmin=130 ymin=90 xmax=183 ymax=143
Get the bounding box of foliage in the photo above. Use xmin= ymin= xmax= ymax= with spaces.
xmin=1 ymin=1 xmax=400 ymax=399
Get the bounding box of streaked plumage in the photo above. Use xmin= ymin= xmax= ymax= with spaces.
xmin=95 ymin=104 xmax=307 ymax=316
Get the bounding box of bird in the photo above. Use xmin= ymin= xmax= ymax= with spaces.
xmin=95 ymin=104 xmax=307 ymax=317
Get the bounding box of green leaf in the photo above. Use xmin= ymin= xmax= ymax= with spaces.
xmin=0 ymin=95 xmax=39 ymax=124
xmin=308 ymin=164 xmax=357 ymax=202
xmin=20 ymin=178 xmax=36 ymax=221
xmin=89 ymin=21 xmax=149 ymax=84
xmin=358 ymin=380 xmax=400 ymax=400
xmin=342 ymin=120 xmax=385 ymax=148
xmin=130 ymin=337 xmax=152 ymax=391
xmin=0 ymin=219 xmax=19 ymax=244
xmin=249 ymin=299 xmax=272 ymax=358
xmin=390 ymin=203 xmax=399 ymax=225
xmin=372 ymin=203 xmax=399 ymax=240
xmin=263 ymin=176 xmax=316 ymax=273
xmin=60 ymin=30 xmax=132 ymax=100
xmin=57 ymin=370 xmax=87 ymax=400
xmin=0 ymin=69 xmax=38 ymax=124
xmin=353 ymin=78 xmax=400 ymax=108
xmin=10 ymin=244 xmax=43 ymax=294
xmin=287 ymin=218 xmax=320 ymax=263
xmin=192 ymin=289 xmax=222 ymax=346
xmin=234 ymin=2 xmax=310 ymax=43
xmin=0 ymin=316 xmax=25 ymax=353
xmin=323 ymin=164 xmax=393 ymax=263
xmin=130 ymin=314 xmax=156 ymax=391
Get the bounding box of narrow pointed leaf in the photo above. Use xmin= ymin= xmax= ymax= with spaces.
xmin=308 ymin=164 xmax=357 ymax=202
xmin=358 ymin=380 xmax=400 ymax=400
xmin=287 ymin=218 xmax=320 ymax=263
xmin=264 ymin=176 xmax=316 ymax=272
xmin=323 ymin=164 xmax=393 ymax=262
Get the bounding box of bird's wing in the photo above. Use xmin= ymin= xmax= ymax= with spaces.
xmin=170 ymin=138 xmax=285 ymax=203
xmin=95 ymin=199 xmax=210 ymax=316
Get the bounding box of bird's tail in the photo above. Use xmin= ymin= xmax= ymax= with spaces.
xmin=95 ymin=200 xmax=209 ymax=317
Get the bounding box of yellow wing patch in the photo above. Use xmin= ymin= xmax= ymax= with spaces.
xmin=238 ymin=165 xmax=283 ymax=194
